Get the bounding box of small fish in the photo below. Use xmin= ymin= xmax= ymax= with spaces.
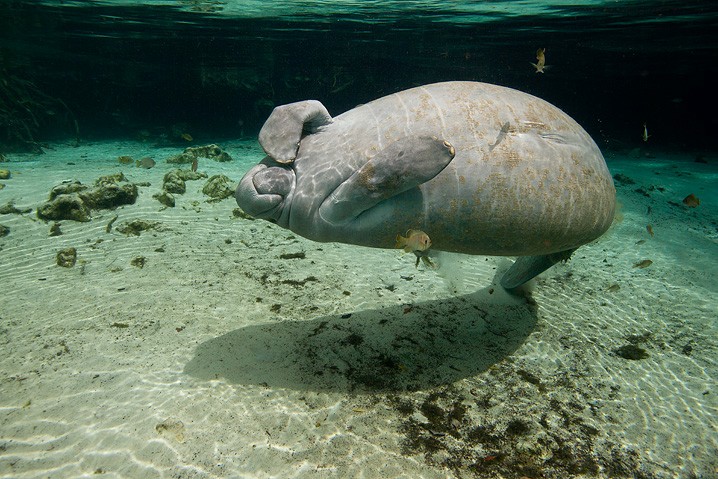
xmin=396 ymin=229 xmax=434 ymax=268
xmin=136 ymin=157 xmax=156 ymax=169
xmin=531 ymin=47 xmax=547 ymax=73
xmin=633 ymin=259 xmax=653 ymax=269
xmin=181 ymin=133 xmax=193 ymax=142
xmin=191 ymin=158 xmax=198 ymax=172
xmin=646 ymin=224 xmax=654 ymax=237
xmin=642 ymin=123 xmax=650 ymax=142
xmin=607 ymin=284 xmax=620 ymax=292
xmin=396 ymin=229 xmax=431 ymax=253
xmin=682 ymin=193 xmax=700 ymax=208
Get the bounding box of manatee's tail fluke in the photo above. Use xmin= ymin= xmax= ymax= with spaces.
xmin=500 ymin=249 xmax=576 ymax=291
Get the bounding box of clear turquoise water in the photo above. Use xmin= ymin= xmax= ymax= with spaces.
xmin=0 ymin=2 xmax=716 ymax=478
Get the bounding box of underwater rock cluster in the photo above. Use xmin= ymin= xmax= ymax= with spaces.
xmin=37 ymin=173 xmax=138 ymax=222
xmin=202 ymin=174 xmax=234 ymax=201
xmin=141 ymin=144 xmax=236 ymax=207
xmin=161 ymin=169 xmax=206 ymax=195
xmin=166 ymin=144 xmax=233 ymax=165
xmin=154 ymin=169 xmax=234 ymax=206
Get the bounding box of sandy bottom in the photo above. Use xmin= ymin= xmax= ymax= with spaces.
xmin=0 ymin=140 xmax=716 ymax=479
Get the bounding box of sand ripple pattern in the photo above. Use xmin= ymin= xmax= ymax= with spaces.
xmin=0 ymin=143 xmax=716 ymax=478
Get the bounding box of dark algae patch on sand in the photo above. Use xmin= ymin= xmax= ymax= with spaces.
xmin=394 ymin=366 xmax=654 ymax=478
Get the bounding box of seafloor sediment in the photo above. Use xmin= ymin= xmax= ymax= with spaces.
xmin=0 ymin=141 xmax=716 ymax=478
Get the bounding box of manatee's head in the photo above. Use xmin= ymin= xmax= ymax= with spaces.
xmin=235 ymin=156 xmax=295 ymax=224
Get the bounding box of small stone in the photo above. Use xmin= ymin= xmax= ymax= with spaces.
xmin=130 ymin=256 xmax=146 ymax=268
xmin=49 ymin=222 xmax=62 ymax=236
xmin=56 ymin=247 xmax=77 ymax=267
xmin=202 ymin=174 xmax=234 ymax=201
xmin=116 ymin=219 xmax=160 ymax=236
xmin=0 ymin=201 xmax=31 ymax=214
xmin=0 ymin=224 xmax=9 ymax=237
xmin=162 ymin=170 xmax=186 ymax=194
xmin=153 ymin=191 xmax=175 ymax=207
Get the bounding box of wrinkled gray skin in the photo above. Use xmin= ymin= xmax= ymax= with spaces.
xmin=236 ymin=81 xmax=615 ymax=289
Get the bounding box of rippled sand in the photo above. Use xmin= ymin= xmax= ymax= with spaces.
xmin=0 ymin=141 xmax=716 ymax=478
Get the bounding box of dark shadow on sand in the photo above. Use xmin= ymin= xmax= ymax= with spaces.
xmin=184 ymin=288 xmax=537 ymax=393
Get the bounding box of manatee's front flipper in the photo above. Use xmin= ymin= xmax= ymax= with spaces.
xmin=258 ymin=100 xmax=333 ymax=164
xmin=319 ymin=136 xmax=455 ymax=224
xmin=500 ymin=249 xmax=576 ymax=291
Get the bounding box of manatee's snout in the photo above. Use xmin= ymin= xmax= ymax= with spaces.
xmin=235 ymin=159 xmax=295 ymax=221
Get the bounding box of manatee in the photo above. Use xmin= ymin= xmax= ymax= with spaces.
xmin=236 ymin=81 xmax=615 ymax=290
